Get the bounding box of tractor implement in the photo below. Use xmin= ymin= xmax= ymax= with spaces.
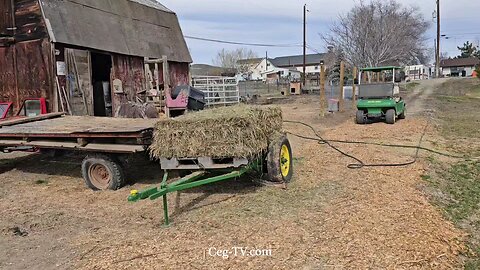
xmin=128 ymin=134 xmax=293 ymax=226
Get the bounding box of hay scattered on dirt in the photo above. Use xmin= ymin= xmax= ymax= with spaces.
xmin=149 ymin=105 xmax=283 ymax=159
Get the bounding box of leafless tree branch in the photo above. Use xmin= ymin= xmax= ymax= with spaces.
xmin=322 ymin=0 xmax=430 ymax=68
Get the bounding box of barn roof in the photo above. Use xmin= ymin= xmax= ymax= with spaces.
xmin=271 ymin=53 xmax=328 ymax=67
xmin=40 ymin=0 xmax=192 ymax=63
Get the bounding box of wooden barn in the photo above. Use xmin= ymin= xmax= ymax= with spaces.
xmin=0 ymin=0 xmax=192 ymax=117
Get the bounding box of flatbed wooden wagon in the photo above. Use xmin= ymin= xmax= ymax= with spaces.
xmin=0 ymin=113 xmax=157 ymax=190
xmin=0 ymin=112 xmax=294 ymax=226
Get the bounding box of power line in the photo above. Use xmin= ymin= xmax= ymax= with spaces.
xmin=441 ymin=32 xmax=480 ymax=37
xmin=184 ymin=35 xmax=302 ymax=48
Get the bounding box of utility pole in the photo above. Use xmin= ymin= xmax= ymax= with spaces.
xmin=435 ymin=0 xmax=441 ymax=78
xmin=303 ymin=4 xmax=307 ymax=86
xmin=265 ymin=51 xmax=268 ymax=71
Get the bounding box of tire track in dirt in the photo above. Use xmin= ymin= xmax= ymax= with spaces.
xmin=406 ymin=79 xmax=447 ymax=116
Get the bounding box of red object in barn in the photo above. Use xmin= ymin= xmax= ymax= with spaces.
xmin=473 ymin=70 xmax=478 ymax=78
xmin=0 ymin=98 xmax=48 ymax=120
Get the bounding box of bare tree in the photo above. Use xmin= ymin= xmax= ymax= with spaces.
xmin=212 ymin=48 xmax=258 ymax=75
xmin=323 ymin=0 xmax=430 ymax=68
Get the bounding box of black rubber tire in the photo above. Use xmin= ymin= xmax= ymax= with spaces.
xmin=266 ymin=134 xmax=293 ymax=183
xmin=386 ymin=109 xmax=396 ymax=124
xmin=398 ymin=107 xmax=406 ymax=119
xmin=81 ymin=154 xmax=125 ymax=191
xmin=356 ymin=110 xmax=366 ymax=124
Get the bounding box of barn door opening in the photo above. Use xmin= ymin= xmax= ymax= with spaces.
xmin=91 ymin=52 xmax=112 ymax=117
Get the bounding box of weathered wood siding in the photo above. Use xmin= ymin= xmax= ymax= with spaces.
xmin=111 ymin=54 xmax=145 ymax=113
xmin=169 ymin=62 xmax=190 ymax=88
xmin=14 ymin=0 xmax=48 ymax=42
xmin=0 ymin=0 xmax=53 ymax=112
xmin=0 ymin=46 xmax=16 ymax=104
xmin=15 ymin=39 xmax=53 ymax=109
xmin=156 ymin=62 xmax=190 ymax=88
xmin=0 ymin=39 xmax=53 ymax=111
xmin=0 ymin=0 xmax=13 ymax=35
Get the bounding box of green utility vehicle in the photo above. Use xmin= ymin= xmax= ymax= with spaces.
xmin=356 ymin=66 xmax=406 ymax=125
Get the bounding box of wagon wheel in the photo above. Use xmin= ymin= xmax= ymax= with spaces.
xmin=82 ymin=154 xmax=125 ymax=191
xmin=266 ymin=134 xmax=293 ymax=183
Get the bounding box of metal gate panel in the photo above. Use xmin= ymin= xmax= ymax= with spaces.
xmin=192 ymin=76 xmax=239 ymax=107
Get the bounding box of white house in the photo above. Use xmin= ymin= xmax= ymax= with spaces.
xmin=250 ymin=58 xmax=276 ymax=80
xmin=237 ymin=53 xmax=332 ymax=81
xmin=440 ymin=58 xmax=480 ymax=77
xmin=261 ymin=68 xmax=301 ymax=83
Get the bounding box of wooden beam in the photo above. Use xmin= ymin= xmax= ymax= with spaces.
xmin=0 ymin=113 xmax=65 ymax=128
xmin=0 ymin=140 xmax=146 ymax=154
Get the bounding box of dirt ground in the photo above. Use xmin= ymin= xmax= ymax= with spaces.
xmin=0 ymin=79 xmax=469 ymax=269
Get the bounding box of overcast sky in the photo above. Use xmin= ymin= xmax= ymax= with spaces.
xmin=160 ymin=0 xmax=480 ymax=65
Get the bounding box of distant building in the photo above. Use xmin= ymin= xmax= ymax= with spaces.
xmin=440 ymin=58 xmax=480 ymax=77
xmin=238 ymin=53 xmax=333 ymax=81
xmin=271 ymin=53 xmax=331 ymax=75
xmin=261 ymin=68 xmax=301 ymax=83
xmin=404 ymin=65 xmax=433 ymax=80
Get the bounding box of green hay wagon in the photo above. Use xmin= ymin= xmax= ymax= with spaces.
xmin=356 ymin=66 xmax=406 ymax=125
xmin=128 ymin=133 xmax=293 ymax=226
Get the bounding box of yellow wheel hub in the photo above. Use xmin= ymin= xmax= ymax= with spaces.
xmin=280 ymin=144 xmax=291 ymax=177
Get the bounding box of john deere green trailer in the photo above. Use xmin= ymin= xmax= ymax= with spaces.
xmin=128 ymin=134 xmax=293 ymax=226
xmin=356 ymin=66 xmax=406 ymax=125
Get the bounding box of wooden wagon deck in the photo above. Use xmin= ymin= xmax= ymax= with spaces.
xmin=0 ymin=114 xmax=158 ymax=153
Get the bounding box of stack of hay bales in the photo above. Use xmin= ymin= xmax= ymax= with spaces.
xmin=149 ymin=105 xmax=283 ymax=159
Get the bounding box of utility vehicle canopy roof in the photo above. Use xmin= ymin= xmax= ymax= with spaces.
xmin=360 ymin=66 xmax=401 ymax=72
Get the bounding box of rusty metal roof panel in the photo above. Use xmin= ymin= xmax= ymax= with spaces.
xmin=39 ymin=0 xmax=192 ymax=63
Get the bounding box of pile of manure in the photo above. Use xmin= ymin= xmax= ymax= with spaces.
xmin=149 ymin=105 xmax=283 ymax=159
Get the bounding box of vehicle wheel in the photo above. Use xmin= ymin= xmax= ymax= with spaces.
xmin=266 ymin=134 xmax=293 ymax=183
xmin=386 ymin=109 xmax=396 ymax=124
xmin=82 ymin=154 xmax=125 ymax=191
xmin=356 ymin=110 xmax=366 ymax=124
xmin=398 ymin=108 xmax=406 ymax=119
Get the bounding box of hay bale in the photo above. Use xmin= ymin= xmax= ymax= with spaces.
xmin=149 ymin=105 xmax=283 ymax=159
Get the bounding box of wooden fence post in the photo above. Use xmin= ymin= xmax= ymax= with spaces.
xmin=352 ymin=66 xmax=357 ymax=103
xmin=339 ymin=61 xmax=345 ymax=112
xmin=320 ymin=64 xmax=326 ymax=116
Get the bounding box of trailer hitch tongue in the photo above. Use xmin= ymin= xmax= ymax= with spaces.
xmin=127 ymin=187 xmax=159 ymax=202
